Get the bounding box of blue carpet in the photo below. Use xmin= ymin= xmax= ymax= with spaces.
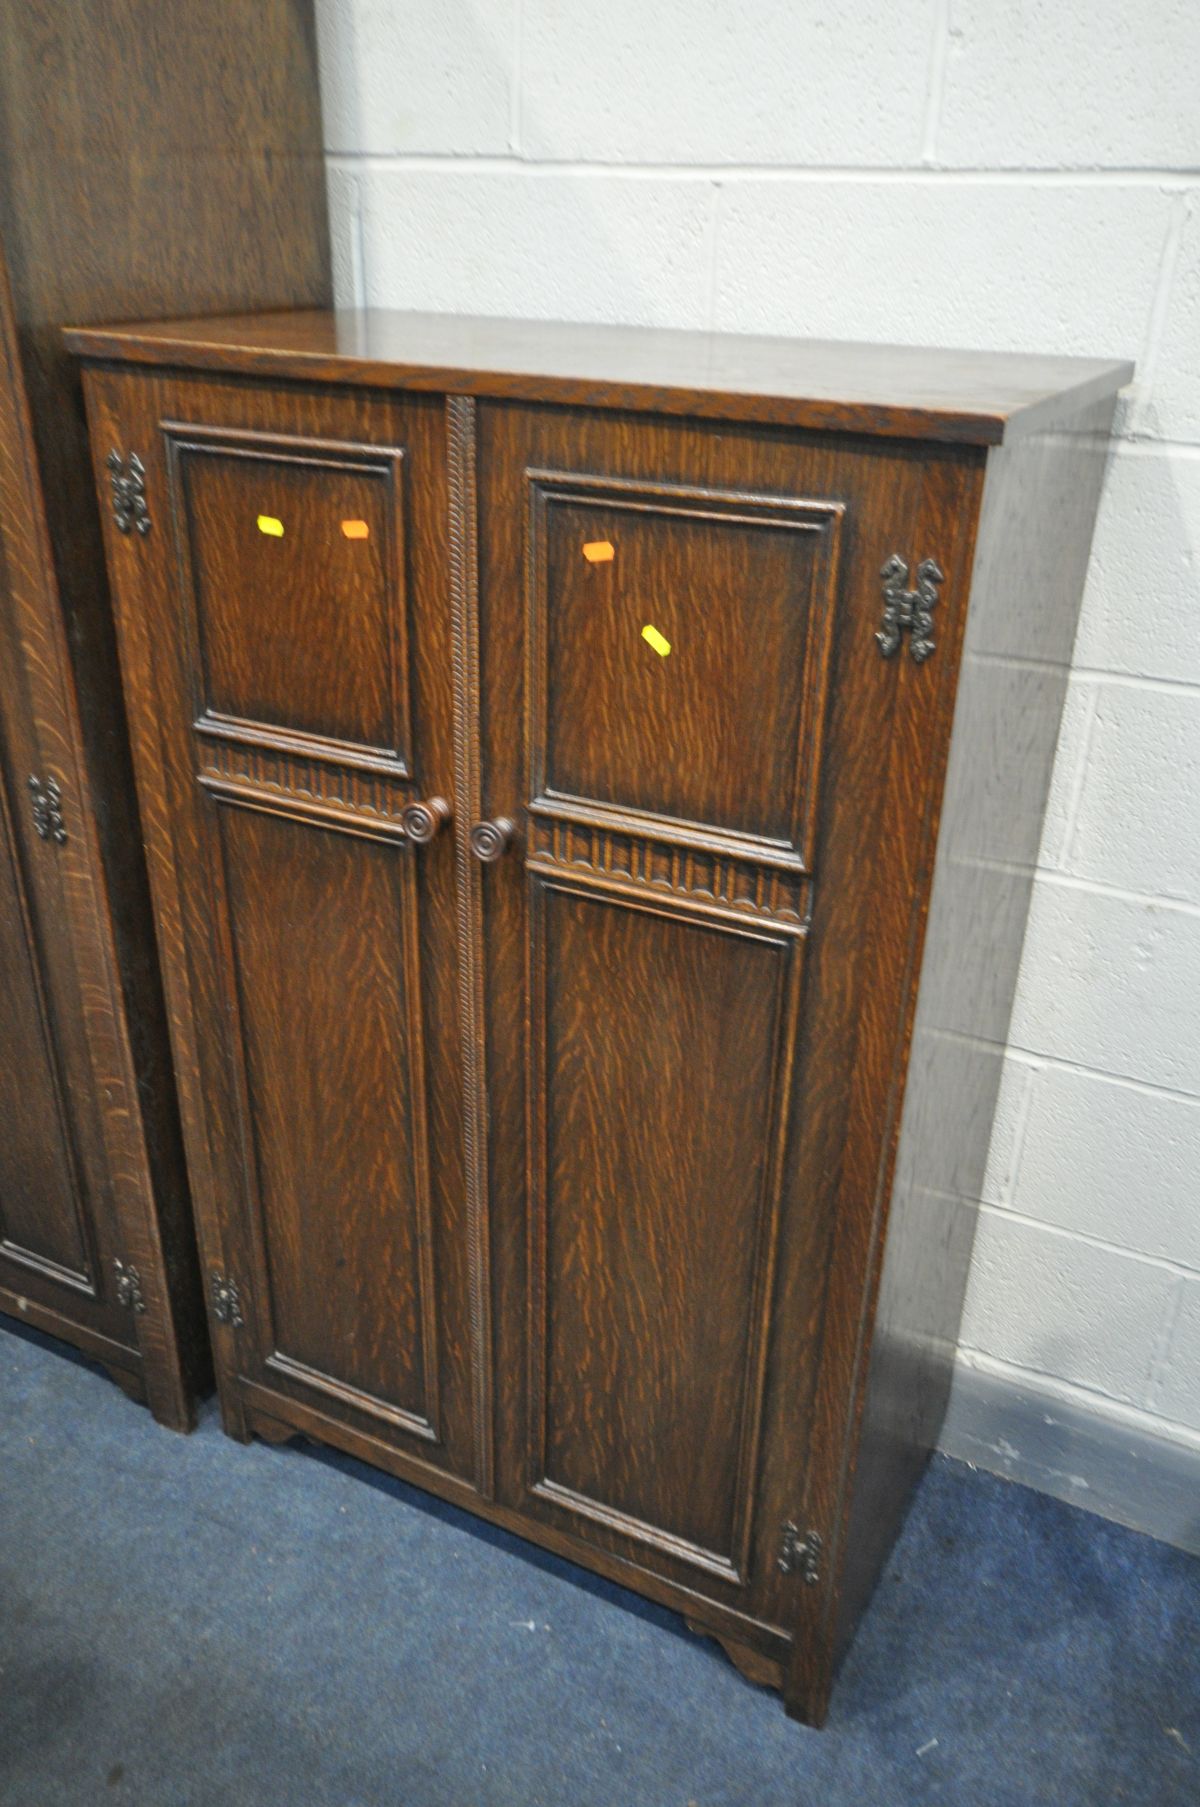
xmin=1 ymin=1321 xmax=1196 ymax=1806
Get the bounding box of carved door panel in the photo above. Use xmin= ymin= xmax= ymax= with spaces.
xmin=474 ymin=401 xmax=974 ymax=1643
xmin=86 ymin=371 xmax=480 ymax=1488
xmin=0 ymin=757 xmax=98 ymax=1306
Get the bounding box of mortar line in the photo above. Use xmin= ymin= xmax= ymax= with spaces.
xmin=976 ymin=1200 xmax=1200 ymax=1284
xmin=949 ymin=1346 xmax=1200 ymax=1452
xmin=933 ymin=1032 xmax=1200 ymax=1108
xmin=920 ymin=0 xmax=951 ymax=167
xmin=996 ymin=1060 xmax=1037 ymax=1209
xmin=947 ymin=857 xmax=1200 ymax=919
xmin=509 ymin=0 xmax=524 ymax=156
xmin=960 ymin=653 xmax=1200 ymax=700
xmin=705 ymin=182 xmax=723 ymax=329
xmin=1144 ymin=1277 xmax=1187 ymax=1411
xmin=351 ymin=175 xmax=368 ymax=310
xmin=1132 ymin=189 xmax=1191 ymax=417
xmin=326 ymin=151 xmax=1200 ymax=186
xmin=1056 ymin=682 xmax=1101 ymax=871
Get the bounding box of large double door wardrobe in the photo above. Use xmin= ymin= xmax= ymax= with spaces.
xmin=71 ymin=309 xmax=1128 ymax=1718
xmin=0 ymin=0 xmax=329 ymax=1424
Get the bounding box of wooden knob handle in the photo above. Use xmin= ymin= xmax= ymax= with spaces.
xmin=402 ymin=796 xmax=451 ymax=844
xmin=469 ymin=817 xmax=515 ymax=862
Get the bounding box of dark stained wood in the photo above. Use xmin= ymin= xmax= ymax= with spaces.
xmin=65 ymin=309 xmax=1132 ymax=448
xmin=215 ymin=806 xmax=439 ymax=1432
xmin=0 ymin=240 xmax=158 ymax=1404
xmin=82 ymin=367 xmax=477 ymax=1480
xmin=0 ymin=751 xmax=89 ymax=1283
xmin=528 ymin=471 xmax=840 ymax=851
xmin=174 ymin=429 xmax=408 ymax=761
xmin=75 ymin=311 xmax=1128 ymax=1719
xmin=530 ymin=882 xmax=800 ymax=1580
xmin=685 ymin=1618 xmax=785 ymax=1692
xmin=820 ymin=389 xmax=1122 ymax=1718
xmin=476 ymin=396 xmax=992 ymax=1707
xmin=0 ymin=0 xmax=330 ymax=1422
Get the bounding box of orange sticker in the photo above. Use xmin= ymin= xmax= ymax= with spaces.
xmin=582 ymin=540 xmax=615 ymax=563
xmin=341 ymin=519 xmax=370 ymax=540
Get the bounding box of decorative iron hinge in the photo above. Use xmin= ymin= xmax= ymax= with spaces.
xmin=778 ymin=1522 xmax=823 ymax=1584
xmin=107 ymin=449 xmax=151 ymax=536
xmin=113 ymin=1258 xmax=146 ymax=1315
xmin=28 ymin=774 xmax=67 ymax=844
xmin=210 ymin=1271 xmax=244 ymax=1328
xmin=877 ymin=554 xmax=943 ymax=663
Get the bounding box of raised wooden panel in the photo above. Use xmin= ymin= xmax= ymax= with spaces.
xmin=527 ymin=878 xmax=801 ymax=1581
xmin=527 ymin=472 xmax=842 ymax=863
xmin=212 ymin=799 xmax=438 ymax=1439
xmin=76 ymin=313 xmax=1124 ymax=1721
xmin=166 ymin=424 xmax=409 ymax=772
xmin=0 ymin=772 xmax=92 ymax=1289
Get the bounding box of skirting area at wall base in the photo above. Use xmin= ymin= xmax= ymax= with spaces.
xmin=938 ymin=1357 xmax=1200 ymax=1558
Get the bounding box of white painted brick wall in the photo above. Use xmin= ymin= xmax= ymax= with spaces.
xmin=314 ymin=0 xmax=1200 ymax=1469
xmin=518 ymin=1 xmax=933 ymax=166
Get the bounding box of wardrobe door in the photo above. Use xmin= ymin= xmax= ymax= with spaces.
xmin=0 ymin=256 xmax=146 ymax=1376
xmin=471 ymin=399 xmax=982 ymax=1655
xmin=0 ymin=758 xmax=98 ymax=1311
xmin=84 ymin=369 xmax=482 ymax=1490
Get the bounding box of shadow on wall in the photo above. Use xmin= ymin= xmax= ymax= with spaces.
xmin=945 ymin=406 xmax=1200 ymax=1548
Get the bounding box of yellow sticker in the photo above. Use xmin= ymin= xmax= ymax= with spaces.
xmin=341 ymin=519 xmax=370 ymax=540
xmin=582 ymin=540 xmax=615 ymax=563
xmin=257 ymin=514 xmax=284 ymax=537
xmin=642 ymin=624 xmax=671 ymax=657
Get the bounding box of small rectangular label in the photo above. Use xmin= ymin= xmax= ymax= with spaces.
xmin=642 ymin=624 xmax=671 ymax=657
xmin=257 ymin=514 xmax=284 ymax=538
xmin=341 ymin=519 xmax=370 ymax=540
xmin=582 ymin=540 xmax=615 ymax=564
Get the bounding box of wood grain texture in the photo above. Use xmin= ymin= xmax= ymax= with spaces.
xmin=528 ymin=880 xmax=800 ymax=1582
xmin=0 ymin=0 xmax=331 ymax=1421
xmin=168 ymin=424 xmax=409 ymax=765
xmin=0 ymin=238 xmax=173 ymax=1398
xmin=212 ymin=802 xmax=439 ymax=1438
xmin=526 ymin=471 xmax=841 ymax=857
xmin=0 ymin=755 xmax=90 ymax=1285
xmin=84 ymin=365 xmax=477 ymax=1481
xmin=480 ymin=400 xmax=980 ymax=1665
xmin=64 ymin=309 xmax=1131 ymax=447
xmin=75 ymin=310 xmax=1124 ymax=1721
xmin=777 ymin=443 xmax=988 ymax=1725
xmin=825 ymin=391 xmax=1122 ymax=1706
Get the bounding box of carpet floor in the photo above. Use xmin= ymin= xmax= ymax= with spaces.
xmin=1 ymin=1320 xmax=1197 ymax=1807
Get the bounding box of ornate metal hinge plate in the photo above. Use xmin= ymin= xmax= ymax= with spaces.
xmin=113 ymin=1258 xmax=146 ymax=1315
xmin=210 ymin=1271 xmax=244 ymax=1328
xmin=107 ymin=449 xmax=151 ymax=535
xmin=28 ymin=774 xmax=67 ymax=844
xmin=778 ymin=1522 xmax=823 ymax=1584
xmin=877 ymin=554 xmax=943 ymax=663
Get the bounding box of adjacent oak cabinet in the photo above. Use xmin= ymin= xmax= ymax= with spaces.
xmin=69 ymin=309 xmax=1130 ymax=1718
xmin=0 ymin=1 xmax=330 ymax=1425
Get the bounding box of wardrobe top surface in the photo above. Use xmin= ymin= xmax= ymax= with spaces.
xmin=65 ymin=309 xmax=1132 ymax=446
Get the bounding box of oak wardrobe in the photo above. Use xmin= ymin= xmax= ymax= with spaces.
xmin=0 ymin=0 xmax=330 ymax=1424
xmin=70 ymin=307 xmax=1128 ymax=1714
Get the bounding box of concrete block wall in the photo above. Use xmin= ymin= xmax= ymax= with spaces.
xmin=314 ymin=2 xmax=1200 ymax=1536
